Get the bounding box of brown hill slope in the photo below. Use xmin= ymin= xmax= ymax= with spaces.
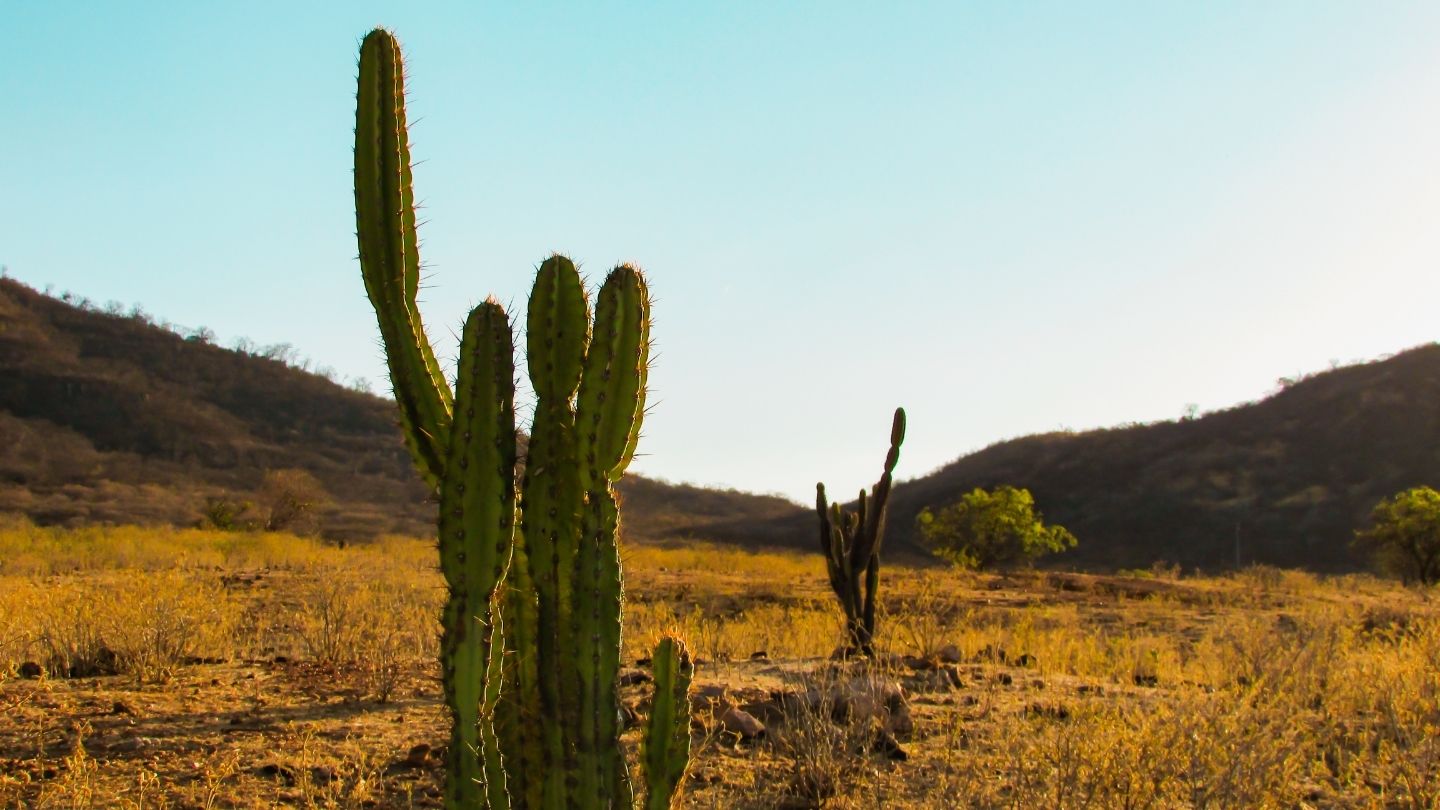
xmin=0 ymin=277 xmax=805 ymax=540
xmin=731 ymin=345 xmax=1440 ymax=572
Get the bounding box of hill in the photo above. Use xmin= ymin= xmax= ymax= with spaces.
xmin=0 ymin=276 xmax=805 ymax=541
xmin=6 ymin=273 xmax=1437 ymax=572
xmin=731 ymin=344 xmax=1440 ymax=572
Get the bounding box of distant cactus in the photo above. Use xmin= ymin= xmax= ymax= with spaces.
xmin=816 ymin=408 xmax=906 ymax=657
xmin=355 ymin=28 xmax=691 ymax=810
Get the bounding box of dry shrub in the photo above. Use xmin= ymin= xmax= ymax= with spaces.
xmin=101 ymin=571 xmax=237 ymax=681
xmin=890 ymin=572 xmax=958 ymax=659
xmin=288 ymin=566 xmax=437 ymax=700
xmin=2 ymin=571 xmax=236 ymax=681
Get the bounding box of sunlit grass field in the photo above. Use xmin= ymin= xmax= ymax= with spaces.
xmin=1 ymin=521 xmax=1437 ymax=808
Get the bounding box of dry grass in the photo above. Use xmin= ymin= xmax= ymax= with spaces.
xmin=1 ymin=525 xmax=1438 ymax=808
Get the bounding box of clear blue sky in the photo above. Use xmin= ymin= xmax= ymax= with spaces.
xmin=6 ymin=2 xmax=1440 ymax=503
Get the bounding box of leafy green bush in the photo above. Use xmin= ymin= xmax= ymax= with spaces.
xmin=917 ymin=485 xmax=1076 ymax=570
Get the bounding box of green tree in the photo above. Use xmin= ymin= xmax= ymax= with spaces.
xmin=1354 ymin=486 xmax=1440 ymax=586
xmin=917 ymin=485 xmax=1076 ymax=570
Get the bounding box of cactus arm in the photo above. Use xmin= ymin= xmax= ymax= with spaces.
xmin=521 ymin=255 xmax=587 ymax=661
xmin=643 ymin=636 xmax=694 ymax=810
xmin=576 ymin=265 xmax=651 ymax=482
xmin=853 ymin=489 xmax=870 ymax=565
xmin=862 ymin=407 xmax=906 ymax=551
xmin=571 ymin=264 xmax=650 ymax=808
xmin=436 ymin=301 xmax=517 ymax=809
xmin=816 ymin=485 xmax=847 ymax=601
xmin=354 ymin=28 xmax=452 ymax=488
xmin=815 ymin=483 xmax=831 ymax=555
xmin=519 ymin=255 xmax=590 ymax=809
xmin=610 ymin=268 xmax=652 ymax=477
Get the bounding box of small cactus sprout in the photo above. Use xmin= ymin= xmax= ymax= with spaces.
xmin=817 ymin=407 xmax=906 ymax=657
xmin=354 ymin=28 xmax=690 ymax=810
xmin=643 ymin=635 xmax=694 ymax=810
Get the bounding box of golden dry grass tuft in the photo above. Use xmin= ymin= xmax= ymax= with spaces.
xmin=1 ymin=525 xmax=1437 ymax=808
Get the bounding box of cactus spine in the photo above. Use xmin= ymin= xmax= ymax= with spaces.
xmin=816 ymin=407 xmax=906 ymax=657
xmin=354 ymin=28 xmax=691 ymax=810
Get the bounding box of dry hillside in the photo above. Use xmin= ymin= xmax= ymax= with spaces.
xmin=0 ymin=277 xmax=804 ymax=542
xmin=732 ymin=345 xmax=1440 ymax=572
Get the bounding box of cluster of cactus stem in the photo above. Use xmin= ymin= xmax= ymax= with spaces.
xmin=355 ymin=29 xmax=692 ymax=810
xmin=816 ymin=408 xmax=906 ymax=658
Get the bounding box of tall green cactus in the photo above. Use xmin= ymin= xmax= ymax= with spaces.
xmin=354 ymin=28 xmax=692 ymax=810
xmin=816 ymin=407 xmax=906 ymax=658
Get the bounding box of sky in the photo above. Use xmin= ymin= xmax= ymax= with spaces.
xmin=5 ymin=2 xmax=1440 ymax=504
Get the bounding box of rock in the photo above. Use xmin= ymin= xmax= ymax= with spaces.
xmin=994 ymin=672 xmax=1013 ymax=686
xmin=907 ymin=665 xmax=964 ymax=693
xmin=873 ymin=727 xmax=908 ymax=760
xmin=777 ymin=688 xmax=825 ymax=716
xmin=112 ymin=701 xmax=134 ymax=715
xmin=739 ymin=698 xmax=786 ymax=725
xmin=937 ymin=644 xmax=964 ymax=664
xmin=617 ymin=669 xmax=652 ymax=687
xmin=1025 ymin=702 xmax=1071 ymax=721
xmin=688 ymin=680 xmax=731 ymax=711
xmin=255 ymin=762 xmax=298 ymax=784
xmin=108 ymin=736 xmax=159 ymax=754
xmin=974 ymin=644 xmax=1007 ymax=664
xmin=310 ymin=765 xmax=337 ymax=786
xmin=833 ymin=677 xmax=912 ymax=736
xmin=1133 ymin=673 xmax=1159 ymax=687
xmin=900 ymin=654 xmax=935 ymax=670
xmin=693 ymin=683 xmax=728 ymax=702
xmin=749 ymin=650 xmax=769 ymax=661
xmin=404 ymin=743 xmax=433 ymax=769
xmin=1014 ymin=653 xmax=1036 ymax=668
xmin=719 ymin=707 xmax=765 ymax=741
xmin=18 ymin=662 xmax=42 ymax=679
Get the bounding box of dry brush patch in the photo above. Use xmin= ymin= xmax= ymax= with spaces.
xmin=1 ymin=527 xmax=1438 ymax=808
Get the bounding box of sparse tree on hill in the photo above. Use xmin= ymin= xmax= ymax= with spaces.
xmin=1355 ymin=486 xmax=1440 ymax=586
xmin=917 ymin=485 xmax=1077 ymax=570
xmin=258 ymin=468 xmax=329 ymax=535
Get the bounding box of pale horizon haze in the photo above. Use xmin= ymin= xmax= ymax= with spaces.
xmin=5 ymin=2 xmax=1440 ymax=504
